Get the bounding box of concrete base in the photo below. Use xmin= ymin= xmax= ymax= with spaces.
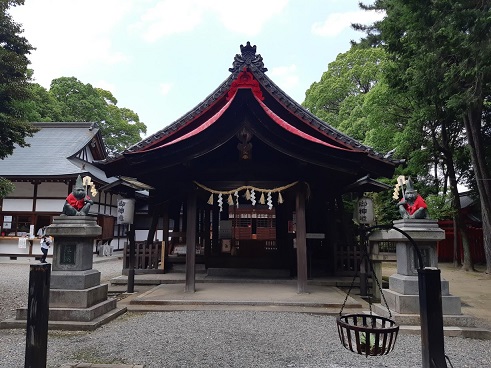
xmin=207 ymin=268 xmax=291 ymax=278
xmin=389 ymin=274 xmax=450 ymax=295
xmin=381 ymin=288 xmax=462 ymax=315
xmin=51 ymin=269 xmax=101 ymax=290
xmin=16 ymin=298 xmax=118 ymax=322
xmin=49 ymin=284 xmax=109 ymax=308
xmin=373 ymin=304 xmax=471 ymax=327
xmin=1 ymin=306 xmax=127 ymax=331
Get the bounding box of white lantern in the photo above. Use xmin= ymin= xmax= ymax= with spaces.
xmin=117 ymin=198 xmax=135 ymax=224
xmin=354 ymin=197 xmax=374 ymax=225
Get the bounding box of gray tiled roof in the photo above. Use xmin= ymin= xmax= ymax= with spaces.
xmin=0 ymin=122 xmax=110 ymax=179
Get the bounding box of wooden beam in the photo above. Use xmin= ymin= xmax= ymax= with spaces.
xmin=162 ymin=203 xmax=169 ymax=272
xmin=185 ymin=189 xmax=197 ymax=292
xmin=296 ymin=184 xmax=308 ymax=293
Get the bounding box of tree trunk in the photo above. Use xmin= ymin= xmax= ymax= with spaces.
xmin=463 ymin=106 xmax=491 ymax=274
xmin=447 ymin=158 xmax=473 ymax=270
xmin=452 ymin=216 xmax=461 ymax=268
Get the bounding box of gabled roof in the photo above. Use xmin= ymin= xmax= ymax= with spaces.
xmin=0 ymin=122 xmax=114 ymax=184
xmin=97 ymin=42 xmax=396 ymax=182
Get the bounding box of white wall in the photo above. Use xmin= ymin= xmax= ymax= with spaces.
xmin=2 ymin=198 xmax=33 ymax=211
xmin=35 ymin=199 xmax=65 ymax=212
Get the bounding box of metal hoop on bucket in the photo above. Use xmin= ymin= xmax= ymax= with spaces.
xmin=336 ymin=314 xmax=399 ymax=356
xmin=336 ymin=225 xmax=399 ymax=357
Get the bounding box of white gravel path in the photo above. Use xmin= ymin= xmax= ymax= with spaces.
xmin=1 ymin=257 xmax=490 ymax=368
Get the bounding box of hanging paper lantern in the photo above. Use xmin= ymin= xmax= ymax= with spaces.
xmin=278 ymin=192 xmax=284 ymax=204
xmin=208 ymin=193 xmax=214 ymax=205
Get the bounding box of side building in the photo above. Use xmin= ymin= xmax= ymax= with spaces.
xmin=0 ymin=122 xmax=153 ymax=259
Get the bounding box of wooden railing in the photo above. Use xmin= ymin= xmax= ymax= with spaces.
xmin=123 ymin=241 xmax=161 ymax=271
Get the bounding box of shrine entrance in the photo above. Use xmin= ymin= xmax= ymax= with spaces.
xmin=96 ymin=43 xmax=396 ymax=292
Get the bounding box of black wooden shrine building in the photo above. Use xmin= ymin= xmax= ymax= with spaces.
xmin=97 ymin=42 xmax=396 ymax=293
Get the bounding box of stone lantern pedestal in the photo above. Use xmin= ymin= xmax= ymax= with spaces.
xmin=370 ymin=219 xmax=462 ymax=320
xmin=2 ymin=216 xmax=126 ymax=330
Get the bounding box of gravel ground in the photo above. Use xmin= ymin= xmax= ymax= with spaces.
xmin=1 ymin=258 xmax=491 ymax=368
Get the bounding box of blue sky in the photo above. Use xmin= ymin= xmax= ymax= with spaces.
xmin=10 ymin=1 xmax=383 ymax=138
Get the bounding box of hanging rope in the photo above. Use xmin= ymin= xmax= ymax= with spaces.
xmin=193 ymin=180 xmax=298 ymax=195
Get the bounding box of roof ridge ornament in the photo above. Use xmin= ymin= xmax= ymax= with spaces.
xmin=227 ymin=68 xmax=264 ymax=100
xmin=229 ymin=42 xmax=268 ymax=73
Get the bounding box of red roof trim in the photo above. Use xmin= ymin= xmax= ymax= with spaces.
xmin=136 ymin=92 xmax=238 ymax=152
xmin=227 ymin=68 xmax=264 ymax=101
xmin=253 ymin=94 xmax=355 ymax=152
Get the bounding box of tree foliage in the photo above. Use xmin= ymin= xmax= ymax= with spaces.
xmin=31 ymin=77 xmax=147 ymax=154
xmin=356 ymin=0 xmax=491 ymax=271
xmin=0 ymin=0 xmax=37 ymax=197
xmin=0 ymin=0 xmax=37 ymax=160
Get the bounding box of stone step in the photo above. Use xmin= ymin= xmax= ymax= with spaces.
xmin=207 ymin=268 xmax=290 ymax=278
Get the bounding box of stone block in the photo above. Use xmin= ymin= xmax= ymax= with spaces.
xmin=16 ymin=299 xmax=117 ymax=322
xmin=389 ymin=274 xmax=450 ymax=295
xmin=382 ymin=289 xmax=462 ymax=315
xmin=49 ymin=284 xmax=108 ymax=308
xmin=50 ymin=269 xmax=101 ymax=290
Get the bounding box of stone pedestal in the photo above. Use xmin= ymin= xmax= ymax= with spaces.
xmin=2 ymin=216 xmax=126 ymax=330
xmin=370 ymin=219 xmax=462 ymax=318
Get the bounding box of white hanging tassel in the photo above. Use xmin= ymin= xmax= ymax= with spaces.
xmin=207 ymin=193 xmax=214 ymax=205
xmin=278 ymin=192 xmax=283 ymax=204
xmin=259 ymin=192 xmax=265 ymax=205
xmin=218 ymin=193 xmax=223 ymax=212
xmin=267 ymin=192 xmax=273 ymax=210
xmin=250 ymin=189 xmax=256 ymax=205
xmin=234 ymin=191 xmax=239 ymax=208
xmin=228 ymin=194 xmax=234 ymax=206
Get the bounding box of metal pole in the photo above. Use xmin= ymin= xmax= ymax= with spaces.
xmin=25 ymin=263 xmax=51 ymax=368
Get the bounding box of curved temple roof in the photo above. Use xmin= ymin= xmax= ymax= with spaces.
xmin=97 ymin=42 xmax=395 ymax=181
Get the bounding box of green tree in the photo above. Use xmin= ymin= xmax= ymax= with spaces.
xmin=47 ymin=77 xmax=147 ymax=153
xmin=357 ymin=0 xmax=491 ymax=272
xmin=21 ymin=82 xmax=63 ymax=122
xmin=303 ymin=47 xmax=387 ymax=141
xmin=0 ymin=0 xmax=37 ymax=197
xmin=0 ymin=0 xmax=36 ymax=159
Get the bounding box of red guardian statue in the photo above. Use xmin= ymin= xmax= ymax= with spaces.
xmin=395 ymin=176 xmax=428 ymax=219
xmin=62 ymin=175 xmax=94 ymax=216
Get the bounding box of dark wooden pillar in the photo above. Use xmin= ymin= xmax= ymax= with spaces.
xmin=146 ymin=211 xmax=159 ymax=244
xmin=162 ymin=203 xmax=169 ymax=272
xmin=296 ymin=184 xmax=308 ymax=293
xmin=204 ymin=208 xmax=211 ymax=267
xmin=211 ymin=206 xmax=220 ymax=255
xmin=24 ymin=263 xmax=50 ymax=368
xmin=185 ymin=189 xmax=197 ymax=292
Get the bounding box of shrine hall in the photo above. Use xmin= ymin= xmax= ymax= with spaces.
xmin=96 ymin=42 xmax=396 ymax=293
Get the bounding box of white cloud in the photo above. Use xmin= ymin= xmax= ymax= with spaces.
xmin=211 ymin=0 xmax=288 ymax=37
xmin=269 ymin=64 xmax=299 ymax=91
xmin=9 ymin=0 xmax=133 ymax=88
xmin=311 ymin=10 xmax=385 ymax=37
xmin=136 ymin=0 xmax=204 ymax=42
xmin=95 ymin=80 xmax=117 ymax=94
xmin=159 ymin=82 xmax=173 ymax=96
xmin=134 ymin=0 xmax=288 ymax=42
